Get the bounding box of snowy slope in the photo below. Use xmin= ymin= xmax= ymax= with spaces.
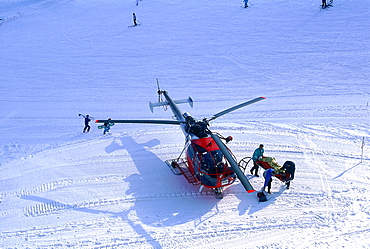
xmin=1 ymin=0 xmax=370 ymax=248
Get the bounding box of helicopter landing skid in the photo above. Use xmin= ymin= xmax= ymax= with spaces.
xmin=165 ymin=159 xmax=182 ymax=175
xmin=213 ymin=187 xmax=224 ymax=199
xmin=165 ymin=158 xmax=201 ymax=185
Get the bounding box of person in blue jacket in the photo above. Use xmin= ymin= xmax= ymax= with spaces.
xmin=250 ymin=144 xmax=264 ymax=177
xmin=282 ymin=161 xmax=296 ymax=189
xmin=243 ymin=0 xmax=249 ymax=8
xmin=262 ymin=168 xmax=274 ymax=194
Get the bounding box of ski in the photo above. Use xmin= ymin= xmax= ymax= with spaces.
xmin=128 ymin=24 xmax=141 ymax=28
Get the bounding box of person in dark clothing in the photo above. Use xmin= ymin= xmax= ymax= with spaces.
xmin=282 ymin=161 xmax=296 ymax=189
xmin=103 ymin=118 xmax=113 ymax=135
xmin=250 ymin=144 xmax=264 ymax=177
xmin=133 ymin=13 xmax=137 ymax=26
xmin=322 ymin=0 xmax=327 ymax=8
xmin=79 ymin=114 xmax=92 ymax=133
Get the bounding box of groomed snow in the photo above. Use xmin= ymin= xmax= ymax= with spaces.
xmin=1 ymin=0 xmax=369 ymax=248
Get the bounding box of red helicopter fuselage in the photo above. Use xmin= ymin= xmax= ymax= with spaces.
xmin=186 ymin=136 xmax=236 ymax=189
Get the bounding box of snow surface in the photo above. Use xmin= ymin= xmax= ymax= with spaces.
xmin=1 ymin=0 xmax=370 ymax=248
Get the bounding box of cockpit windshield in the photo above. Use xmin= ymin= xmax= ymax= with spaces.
xmin=200 ymin=150 xmax=227 ymax=173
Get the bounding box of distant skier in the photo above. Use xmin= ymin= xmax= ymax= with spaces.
xmin=79 ymin=114 xmax=93 ymax=133
xmin=321 ymin=0 xmax=327 ymax=8
xmin=282 ymin=161 xmax=296 ymax=189
xmin=133 ymin=13 xmax=137 ymax=26
xmin=103 ymin=118 xmax=113 ymax=135
xmin=250 ymin=144 xmax=264 ymax=177
xmin=262 ymin=168 xmax=275 ymax=194
xmin=243 ymin=0 xmax=249 ymax=8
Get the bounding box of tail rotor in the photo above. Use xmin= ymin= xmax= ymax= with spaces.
xmin=156 ymin=79 xmax=167 ymax=111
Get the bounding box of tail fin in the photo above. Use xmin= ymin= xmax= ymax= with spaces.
xmin=149 ymin=97 xmax=193 ymax=112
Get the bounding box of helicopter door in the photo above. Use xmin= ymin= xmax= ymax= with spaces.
xmin=186 ymin=144 xmax=199 ymax=175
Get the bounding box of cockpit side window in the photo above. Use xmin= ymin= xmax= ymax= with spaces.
xmin=211 ymin=150 xmax=223 ymax=164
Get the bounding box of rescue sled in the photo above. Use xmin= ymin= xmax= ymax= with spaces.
xmin=238 ymin=156 xmax=291 ymax=182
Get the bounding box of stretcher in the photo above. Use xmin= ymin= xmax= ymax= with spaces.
xmin=238 ymin=156 xmax=291 ymax=182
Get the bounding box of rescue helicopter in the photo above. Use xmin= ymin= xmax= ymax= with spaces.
xmin=96 ymin=85 xmax=265 ymax=198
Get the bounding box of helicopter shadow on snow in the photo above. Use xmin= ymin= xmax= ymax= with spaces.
xmin=108 ymin=135 xmax=289 ymax=219
xmin=20 ymin=135 xmax=220 ymax=249
xmin=107 ymin=135 xmax=221 ymax=227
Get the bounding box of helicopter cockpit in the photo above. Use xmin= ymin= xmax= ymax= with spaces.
xmin=200 ymin=150 xmax=225 ymax=174
xmin=187 ymin=138 xmax=236 ymax=187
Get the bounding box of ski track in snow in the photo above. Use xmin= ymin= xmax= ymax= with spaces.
xmin=1 ymin=121 xmax=369 ymax=248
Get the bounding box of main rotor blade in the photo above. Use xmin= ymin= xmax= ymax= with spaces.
xmin=209 ymin=97 xmax=266 ymax=121
xmin=95 ymin=119 xmax=183 ymax=125
xmin=211 ymin=133 xmax=255 ymax=193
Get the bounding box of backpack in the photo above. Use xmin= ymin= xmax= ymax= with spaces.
xmin=257 ymin=191 xmax=267 ymax=202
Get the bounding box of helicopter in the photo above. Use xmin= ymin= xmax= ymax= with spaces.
xmin=96 ymin=85 xmax=265 ymax=198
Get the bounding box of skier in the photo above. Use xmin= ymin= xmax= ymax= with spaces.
xmin=250 ymin=144 xmax=264 ymax=177
xmin=133 ymin=13 xmax=137 ymax=26
xmin=103 ymin=118 xmax=113 ymax=135
xmin=79 ymin=114 xmax=92 ymax=133
xmin=282 ymin=161 xmax=296 ymax=189
xmin=243 ymin=0 xmax=249 ymax=8
xmin=262 ymin=168 xmax=274 ymax=194
xmin=321 ymin=0 xmax=327 ymax=9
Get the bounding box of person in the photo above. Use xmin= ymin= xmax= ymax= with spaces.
xmin=243 ymin=0 xmax=249 ymax=8
xmin=321 ymin=0 xmax=327 ymax=8
xmin=250 ymin=144 xmax=264 ymax=177
xmin=103 ymin=118 xmax=113 ymax=135
xmin=133 ymin=13 xmax=137 ymax=26
xmin=262 ymin=168 xmax=274 ymax=194
xmin=79 ymin=114 xmax=92 ymax=133
xmin=282 ymin=161 xmax=296 ymax=189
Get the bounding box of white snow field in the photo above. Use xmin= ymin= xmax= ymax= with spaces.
xmin=1 ymin=0 xmax=369 ymax=248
